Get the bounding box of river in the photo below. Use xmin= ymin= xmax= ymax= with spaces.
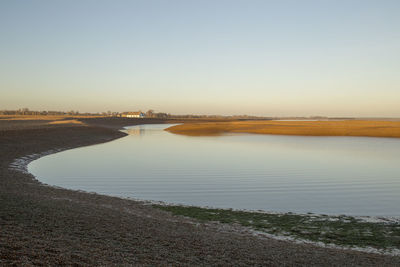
xmin=28 ymin=124 xmax=400 ymax=216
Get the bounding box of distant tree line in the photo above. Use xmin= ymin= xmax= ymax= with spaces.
xmin=168 ymin=114 xmax=272 ymax=120
xmin=0 ymin=108 xmax=171 ymax=118
xmin=1 ymin=108 xmax=332 ymax=120
xmin=0 ymin=108 xmax=103 ymax=116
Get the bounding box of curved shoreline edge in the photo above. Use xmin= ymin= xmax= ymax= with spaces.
xmin=12 ymin=143 xmax=400 ymax=257
xmin=1 ymin=120 xmax=399 ymax=265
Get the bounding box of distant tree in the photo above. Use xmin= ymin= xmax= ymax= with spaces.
xmin=146 ymin=109 xmax=154 ymax=118
xmin=18 ymin=108 xmax=29 ymax=115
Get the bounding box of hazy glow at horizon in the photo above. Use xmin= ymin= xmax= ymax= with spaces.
xmin=1 ymin=0 xmax=399 ymax=117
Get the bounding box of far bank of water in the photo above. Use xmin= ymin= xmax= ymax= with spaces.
xmin=29 ymin=124 xmax=400 ymax=216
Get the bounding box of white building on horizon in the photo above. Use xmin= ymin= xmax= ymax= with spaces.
xmin=122 ymin=111 xmax=145 ymax=118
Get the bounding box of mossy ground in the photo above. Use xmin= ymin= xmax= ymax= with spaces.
xmin=154 ymin=205 xmax=400 ymax=250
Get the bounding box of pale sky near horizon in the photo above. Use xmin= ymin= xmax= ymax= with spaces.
xmin=1 ymin=0 xmax=399 ymax=117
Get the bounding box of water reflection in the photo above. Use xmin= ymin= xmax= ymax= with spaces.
xmin=29 ymin=124 xmax=400 ymax=216
xmin=125 ymin=126 xmax=146 ymax=136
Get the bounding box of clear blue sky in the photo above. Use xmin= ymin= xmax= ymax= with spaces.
xmin=1 ymin=0 xmax=399 ymax=116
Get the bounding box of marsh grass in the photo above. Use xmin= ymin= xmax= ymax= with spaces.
xmin=154 ymin=205 xmax=400 ymax=249
xmin=166 ymin=120 xmax=400 ymax=138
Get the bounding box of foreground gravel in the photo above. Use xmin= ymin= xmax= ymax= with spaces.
xmin=0 ymin=119 xmax=399 ymax=266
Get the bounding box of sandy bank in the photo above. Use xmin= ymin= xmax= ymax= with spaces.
xmin=0 ymin=118 xmax=399 ymax=265
xmin=166 ymin=120 xmax=400 ymax=138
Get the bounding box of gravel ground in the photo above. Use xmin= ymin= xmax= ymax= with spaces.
xmin=0 ymin=118 xmax=399 ymax=266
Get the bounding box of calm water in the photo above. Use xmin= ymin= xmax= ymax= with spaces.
xmin=29 ymin=124 xmax=400 ymax=216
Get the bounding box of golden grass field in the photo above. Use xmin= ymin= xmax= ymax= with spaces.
xmin=0 ymin=115 xmax=95 ymax=130
xmin=166 ymin=120 xmax=400 ymax=138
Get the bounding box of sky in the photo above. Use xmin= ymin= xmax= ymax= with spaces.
xmin=1 ymin=0 xmax=399 ymax=117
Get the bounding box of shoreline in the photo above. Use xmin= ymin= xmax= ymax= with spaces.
xmin=17 ymin=148 xmax=400 ymax=256
xmin=153 ymin=203 xmax=400 ymax=256
xmin=17 ymin=147 xmax=400 ymax=256
xmin=1 ymin=118 xmax=399 ymax=265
